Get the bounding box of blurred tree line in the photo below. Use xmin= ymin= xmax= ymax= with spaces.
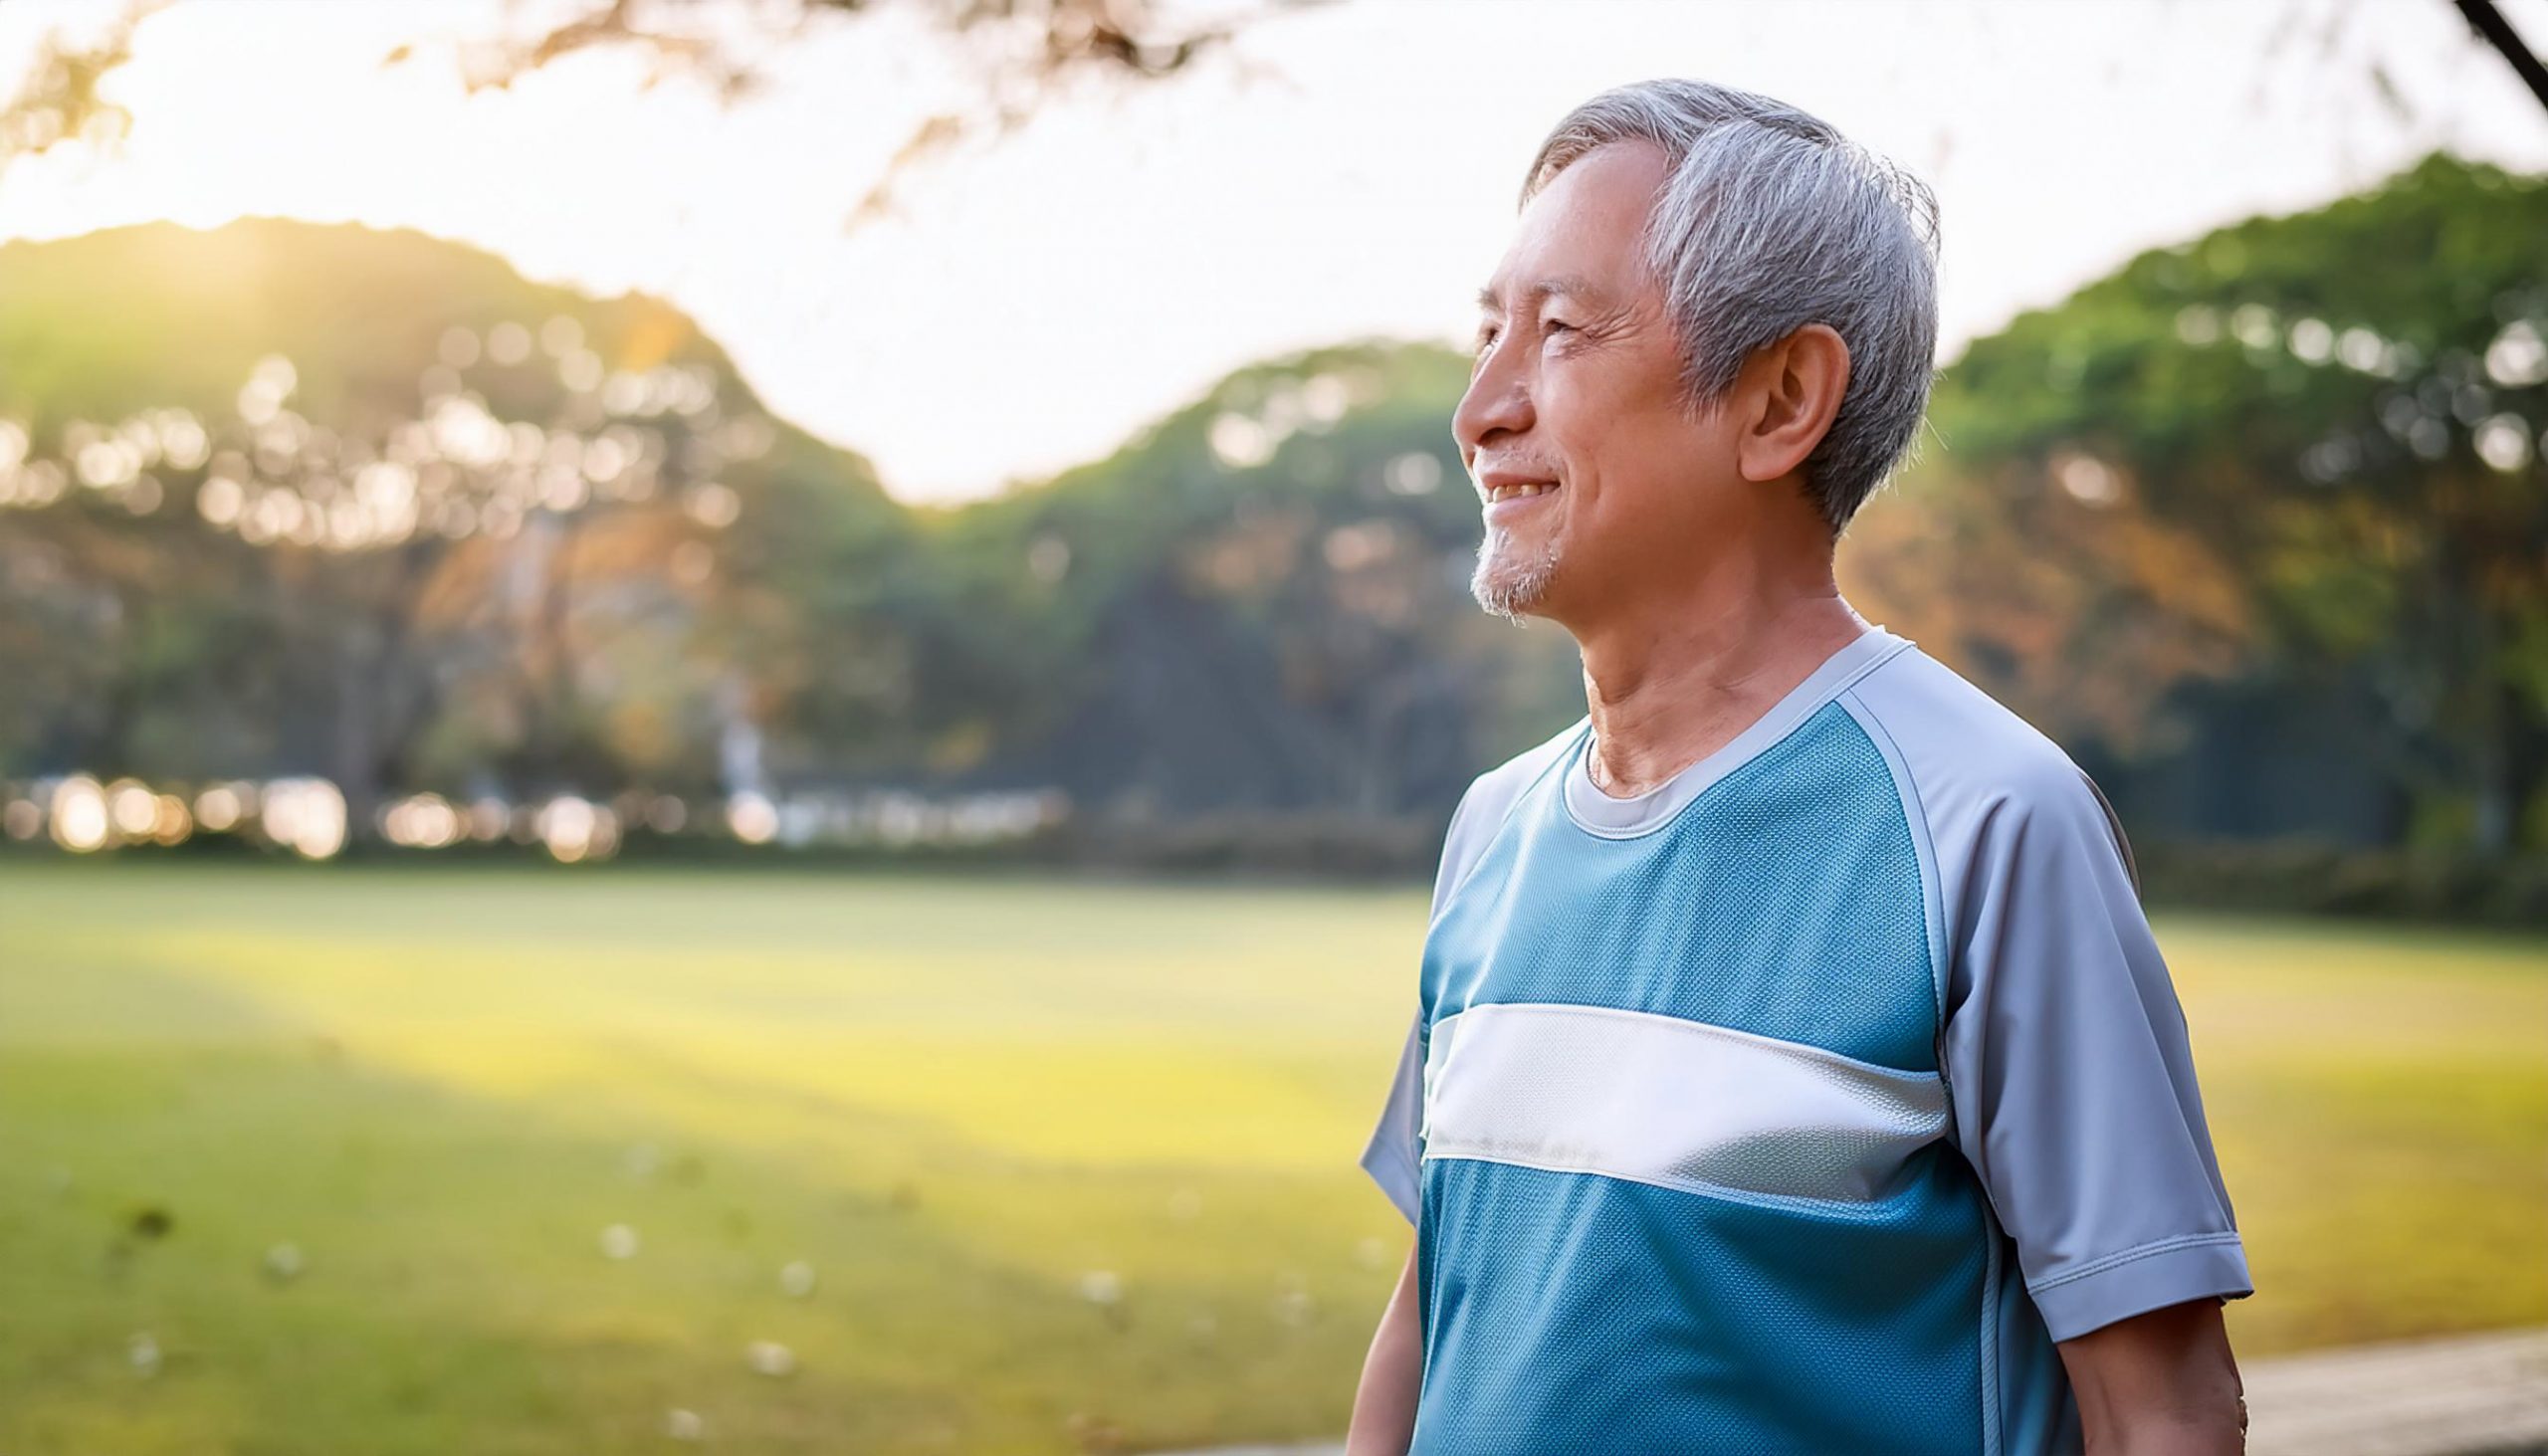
xmin=0 ymin=153 xmax=2540 ymax=888
xmin=0 ymin=218 xmax=1576 ymax=845
xmin=1855 ymin=152 xmax=2547 ymax=858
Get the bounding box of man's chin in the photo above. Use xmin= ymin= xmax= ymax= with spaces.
xmin=1470 ymin=539 xmax=1563 ymax=621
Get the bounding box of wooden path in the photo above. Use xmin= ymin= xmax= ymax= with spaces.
xmin=2239 ymin=1326 xmax=2548 ymax=1456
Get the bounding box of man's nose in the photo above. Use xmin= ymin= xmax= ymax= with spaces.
xmin=1453 ymin=348 xmax=1535 ymax=459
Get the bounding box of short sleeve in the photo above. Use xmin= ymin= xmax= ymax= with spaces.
xmin=1358 ymin=1006 xmax=1424 ymax=1224
xmin=1356 ymin=773 xmax=1504 ymax=1225
xmin=1941 ymin=766 xmax=2254 ymax=1343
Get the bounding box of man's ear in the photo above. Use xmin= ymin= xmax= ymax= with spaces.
xmin=1734 ymin=324 xmax=1851 ymax=486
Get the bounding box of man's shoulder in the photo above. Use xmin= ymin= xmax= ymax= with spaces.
xmin=1844 ymin=650 xmax=2140 ymax=887
xmin=1854 ymin=647 xmax=2109 ymax=810
xmin=1428 ymin=715 xmax=1588 ymax=913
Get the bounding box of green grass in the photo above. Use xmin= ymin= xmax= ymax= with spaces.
xmin=0 ymin=861 xmax=2541 ymax=1454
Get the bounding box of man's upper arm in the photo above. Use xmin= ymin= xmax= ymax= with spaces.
xmin=1938 ymin=760 xmax=2254 ymax=1343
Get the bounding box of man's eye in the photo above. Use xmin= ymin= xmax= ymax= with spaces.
xmin=1544 ymin=318 xmax=1576 ymax=337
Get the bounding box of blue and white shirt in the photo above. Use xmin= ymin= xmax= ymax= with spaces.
xmin=1360 ymin=625 xmax=2251 ymax=1455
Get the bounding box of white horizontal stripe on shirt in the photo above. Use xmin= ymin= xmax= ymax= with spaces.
xmin=1420 ymin=1001 xmax=1948 ymax=1205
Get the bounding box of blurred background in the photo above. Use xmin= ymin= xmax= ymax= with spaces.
xmin=0 ymin=0 xmax=2542 ymax=1452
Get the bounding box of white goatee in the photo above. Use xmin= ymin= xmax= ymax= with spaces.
xmin=1470 ymin=526 xmax=1563 ymax=620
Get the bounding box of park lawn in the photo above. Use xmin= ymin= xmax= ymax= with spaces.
xmin=0 ymin=859 xmax=2540 ymax=1455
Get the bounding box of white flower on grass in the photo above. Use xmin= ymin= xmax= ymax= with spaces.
xmin=779 ymin=1260 xmax=817 ymax=1299
xmin=1078 ymin=1270 xmax=1123 ymax=1306
xmin=599 ymin=1223 xmax=640 ymax=1260
xmin=1355 ymin=1236 xmax=1388 ymax=1269
xmin=128 ymin=1332 xmax=161 ymax=1377
xmin=264 ymin=1242 xmax=306 ymax=1283
xmin=745 ymin=1341 xmax=796 ymax=1377
xmin=665 ymin=1408 xmax=705 ymax=1441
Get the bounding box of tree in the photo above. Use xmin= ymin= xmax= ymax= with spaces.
xmin=1872 ymin=152 xmax=2546 ymax=853
xmin=0 ymin=218 xmax=903 ymax=827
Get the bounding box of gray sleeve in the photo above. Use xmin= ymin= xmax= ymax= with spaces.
xmin=1356 ymin=772 xmax=1503 ymax=1224
xmin=1940 ymin=763 xmax=2253 ymax=1343
xmin=1357 ymin=1006 xmax=1425 ymax=1224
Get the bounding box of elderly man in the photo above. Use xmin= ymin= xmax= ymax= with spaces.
xmin=1348 ymin=80 xmax=2251 ymax=1455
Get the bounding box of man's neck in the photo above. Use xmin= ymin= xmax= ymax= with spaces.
xmin=1574 ymin=565 xmax=1869 ymax=800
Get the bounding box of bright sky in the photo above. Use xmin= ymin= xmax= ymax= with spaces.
xmin=0 ymin=0 xmax=2542 ymax=503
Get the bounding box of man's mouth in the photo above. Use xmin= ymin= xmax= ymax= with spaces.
xmin=1484 ymin=482 xmax=1559 ymax=504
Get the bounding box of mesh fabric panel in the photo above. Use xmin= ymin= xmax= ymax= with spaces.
xmin=1420 ymin=702 xmax=1937 ymax=1071
xmin=1414 ymin=1155 xmax=1991 ymax=1454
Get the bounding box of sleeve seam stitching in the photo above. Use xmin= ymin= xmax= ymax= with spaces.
xmin=2024 ymin=1232 xmax=2244 ymax=1295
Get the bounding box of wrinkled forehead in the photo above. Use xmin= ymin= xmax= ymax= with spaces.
xmin=1474 ymin=140 xmax=1670 ymax=314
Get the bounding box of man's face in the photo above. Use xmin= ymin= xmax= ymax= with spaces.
xmin=1454 ymin=140 xmax=1737 ymax=626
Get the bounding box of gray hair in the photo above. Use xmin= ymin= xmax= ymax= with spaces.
xmin=1523 ymin=80 xmax=1942 ymax=528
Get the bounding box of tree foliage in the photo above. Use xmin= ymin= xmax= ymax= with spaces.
xmin=0 ymin=217 xmax=1574 ymax=831
xmin=2 ymin=154 xmax=2538 ymax=856
xmin=1865 ymin=152 xmax=2546 ymax=850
